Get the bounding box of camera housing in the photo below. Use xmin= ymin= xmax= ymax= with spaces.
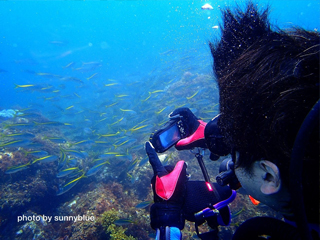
xmin=150 ymin=119 xmax=187 ymax=153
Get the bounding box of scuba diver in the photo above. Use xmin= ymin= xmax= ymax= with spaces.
xmin=145 ymin=2 xmax=319 ymax=240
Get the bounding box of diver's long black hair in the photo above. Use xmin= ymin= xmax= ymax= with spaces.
xmin=209 ymin=1 xmax=319 ymax=239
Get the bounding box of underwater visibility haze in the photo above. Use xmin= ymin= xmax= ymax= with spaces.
xmin=0 ymin=0 xmax=319 ymax=239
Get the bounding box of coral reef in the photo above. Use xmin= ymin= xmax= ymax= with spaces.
xmin=0 ymin=71 xmax=283 ymax=240
xmin=99 ymin=208 xmax=137 ymax=240
xmin=99 ymin=208 xmax=119 ymax=232
xmin=0 ymin=109 xmax=21 ymax=119
xmin=108 ymin=225 xmax=136 ymax=240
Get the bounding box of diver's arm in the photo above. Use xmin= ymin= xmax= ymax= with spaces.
xmin=175 ymin=119 xmax=207 ymax=150
xmin=146 ymin=142 xmax=187 ymax=240
xmin=171 ymin=108 xmax=230 ymax=161
xmin=168 ymin=108 xmax=207 ymax=150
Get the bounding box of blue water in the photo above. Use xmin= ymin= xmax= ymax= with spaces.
xmin=0 ymin=0 xmax=319 ymax=109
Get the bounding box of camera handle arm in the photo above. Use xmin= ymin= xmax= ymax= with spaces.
xmin=191 ymin=148 xmax=213 ymax=192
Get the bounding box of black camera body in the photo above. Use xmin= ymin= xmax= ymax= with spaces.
xmin=149 ymin=119 xmax=188 ymax=153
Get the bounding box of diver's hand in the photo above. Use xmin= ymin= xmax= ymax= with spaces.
xmin=146 ymin=141 xmax=187 ymax=230
xmin=169 ymin=108 xmax=207 ymax=150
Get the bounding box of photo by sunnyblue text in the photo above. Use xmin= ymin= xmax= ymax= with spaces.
xmin=17 ymin=214 xmax=95 ymax=223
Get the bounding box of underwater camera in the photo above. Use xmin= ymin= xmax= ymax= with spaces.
xmin=150 ymin=113 xmax=240 ymax=189
xmin=149 ymin=117 xmax=188 ymax=153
